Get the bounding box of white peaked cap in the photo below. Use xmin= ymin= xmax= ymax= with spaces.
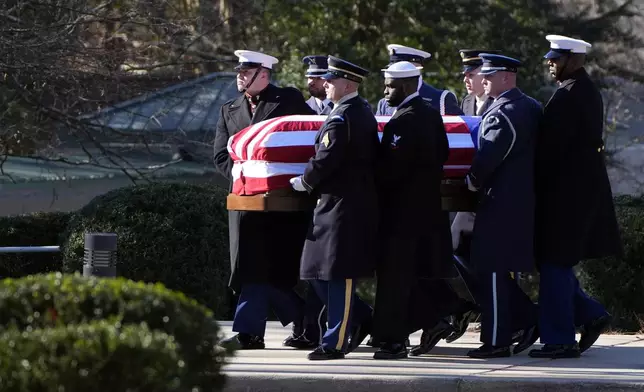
xmin=234 ymin=50 xmax=279 ymax=69
xmin=545 ymin=35 xmax=592 ymax=53
xmin=381 ymin=61 xmax=422 ymax=79
xmin=387 ymin=44 xmax=432 ymax=60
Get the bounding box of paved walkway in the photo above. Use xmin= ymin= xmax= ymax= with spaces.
xmin=221 ymin=321 xmax=644 ymax=391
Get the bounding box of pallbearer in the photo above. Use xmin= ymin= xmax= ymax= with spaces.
xmin=465 ymin=53 xmax=541 ymax=358
xmin=213 ymin=50 xmax=314 ymax=350
xmin=290 ymin=56 xmax=379 ymax=360
xmin=371 ymin=61 xmax=454 ymax=359
xmin=530 ymin=34 xmax=621 ymax=359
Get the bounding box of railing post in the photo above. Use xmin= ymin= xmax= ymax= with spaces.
xmin=83 ymin=233 xmax=117 ymax=277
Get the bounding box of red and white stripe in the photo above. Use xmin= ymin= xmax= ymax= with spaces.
xmin=228 ymin=115 xmax=478 ymax=196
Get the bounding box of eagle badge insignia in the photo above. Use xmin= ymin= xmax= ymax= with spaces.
xmin=391 ymin=134 xmax=402 ymax=148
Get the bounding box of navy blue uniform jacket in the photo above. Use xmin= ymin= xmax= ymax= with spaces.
xmin=468 ymin=88 xmax=542 ymax=273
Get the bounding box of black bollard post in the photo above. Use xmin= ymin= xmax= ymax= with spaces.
xmin=83 ymin=233 xmax=117 ymax=277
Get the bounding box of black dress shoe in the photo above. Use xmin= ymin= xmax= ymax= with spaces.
xmin=291 ymin=319 xmax=305 ymax=337
xmin=579 ymin=314 xmax=612 ymax=353
xmin=467 ymin=344 xmax=511 ymax=358
xmin=307 ymin=346 xmax=345 ymax=360
xmin=283 ymin=334 xmax=319 ymax=349
xmin=513 ymin=325 xmax=539 ymax=354
xmin=221 ymin=333 xmax=265 ymax=350
xmin=409 ymin=320 xmax=454 ymax=356
xmin=347 ymin=319 xmax=372 ymax=353
xmin=445 ymin=310 xmax=477 ymax=343
xmin=367 ymin=335 xmax=410 ymax=347
xmin=529 ymin=343 xmax=581 ymax=359
xmin=511 ymin=329 xmax=523 ymax=344
xmin=374 ymin=343 xmax=408 ymax=360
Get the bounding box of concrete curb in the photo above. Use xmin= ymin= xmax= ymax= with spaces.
xmin=225 ymin=374 xmax=644 ymax=392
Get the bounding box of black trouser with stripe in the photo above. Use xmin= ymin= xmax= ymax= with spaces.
xmin=476 ymin=272 xmax=537 ymax=347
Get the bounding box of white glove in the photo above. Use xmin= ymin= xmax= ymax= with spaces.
xmin=466 ymin=175 xmax=478 ymax=192
xmin=289 ymin=176 xmax=306 ymax=192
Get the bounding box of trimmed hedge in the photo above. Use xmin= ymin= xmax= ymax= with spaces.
xmin=0 ymin=272 xmax=230 ymax=383
xmin=0 ymin=211 xmax=71 ymax=278
xmin=0 ymin=321 xmax=211 ymax=392
xmin=60 ymin=183 xmax=232 ymax=317
xmin=581 ymin=195 xmax=644 ymax=332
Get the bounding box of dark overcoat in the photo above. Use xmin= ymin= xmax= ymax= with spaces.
xmin=460 ymin=93 xmax=494 ymax=116
xmin=299 ymin=95 xmax=380 ymax=281
xmin=376 ymin=96 xmax=454 ymax=279
xmin=534 ymin=68 xmax=622 ymax=266
xmin=376 ymin=82 xmax=463 ymax=116
xmin=467 ymin=88 xmax=542 ymax=273
xmin=212 ymin=83 xmax=315 ymax=293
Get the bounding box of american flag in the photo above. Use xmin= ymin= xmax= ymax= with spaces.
xmin=228 ymin=115 xmax=481 ymax=196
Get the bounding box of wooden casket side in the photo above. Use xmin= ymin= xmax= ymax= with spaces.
xmin=226 ymin=188 xmax=316 ymax=212
xmin=226 ymin=179 xmax=478 ymax=212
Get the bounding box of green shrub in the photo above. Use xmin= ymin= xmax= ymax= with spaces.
xmin=60 ymin=183 xmax=232 ymax=317
xmin=0 ymin=272 xmax=232 ymax=379
xmin=581 ymin=195 xmax=644 ymax=332
xmin=0 ymin=320 xmax=225 ymax=392
xmin=0 ymin=211 xmax=71 ymax=278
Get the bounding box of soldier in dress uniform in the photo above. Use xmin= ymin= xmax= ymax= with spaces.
xmin=213 ymin=50 xmax=316 ymax=350
xmin=465 ymin=53 xmax=541 ymax=358
xmin=290 ymin=55 xmax=379 ymax=360
xmin=459 ymin=49 xmax=498 ymax=116
xmin=368 ymin=44 xmax=469 ymax=351
xmin=444 ymin=49 xmax=499 ymax=345
xmin=281 ymin=56 xmax=332 ymax=350
xmin=371 ymin=61 xmax=455 ymax=360
xmin=529 ymin=35 xmax=621 ymax=359
xmin=375 ymin=44 xmax=463 ymax=116
xmin=303 ymin=55 xmax=334 ymax=115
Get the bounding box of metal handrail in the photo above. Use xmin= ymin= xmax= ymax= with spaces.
xmin=0 ymin=246 xmax=60 ymax=253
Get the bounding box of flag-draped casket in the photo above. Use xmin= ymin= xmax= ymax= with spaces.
xmin=225 ymin=115 xmax=482 ymax=212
